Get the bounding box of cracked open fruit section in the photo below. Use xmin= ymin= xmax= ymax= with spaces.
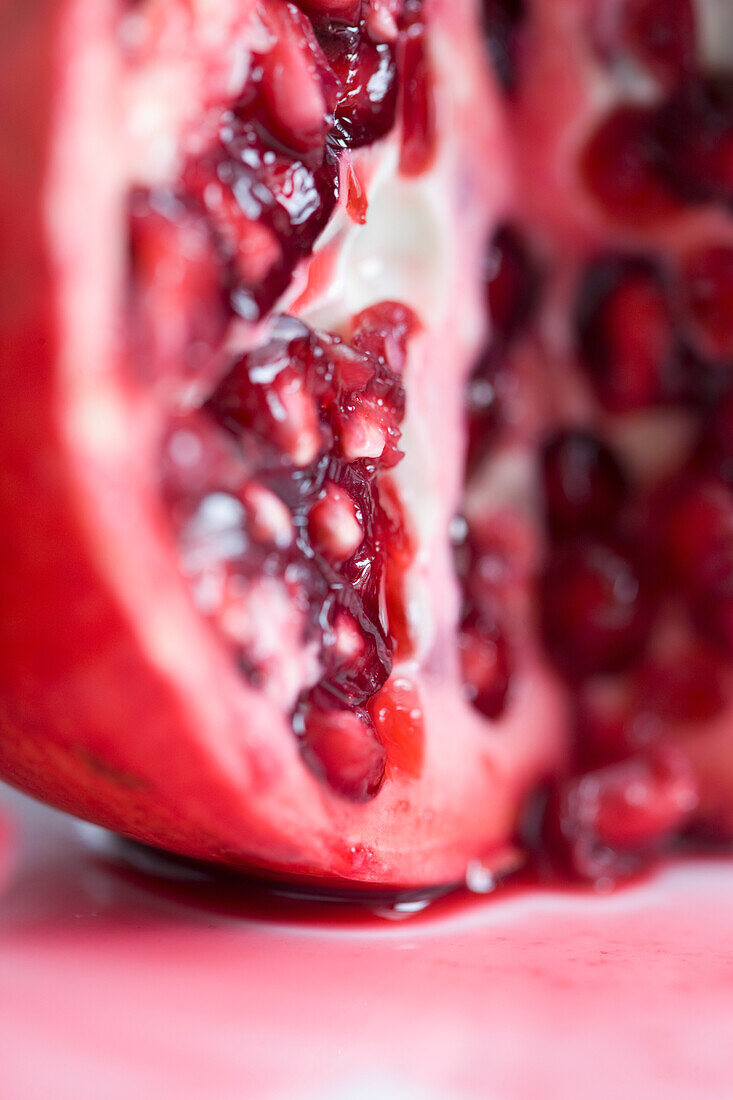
xmin=1 ymin=0 xmax=732 ymax=890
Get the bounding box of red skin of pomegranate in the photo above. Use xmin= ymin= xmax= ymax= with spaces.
xmin=0 ymin=0 xmax=566 ymax=889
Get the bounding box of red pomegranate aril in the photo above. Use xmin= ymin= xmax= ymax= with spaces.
xmin=540 ymin=538 xmax=652 ymax=679
xmin=698 ymin=388 xmax=733 ymax=485
xmin=550 ymin=748 xmax=698 ymax=881
xmin=369 ymin=676 xmax=425 ymax=778
xmin=661 ymin=476 xmax=733 ymax=593
xmin=655 ymin=76 xmax=733 ymax=209
xmin=321 ymin=596 xmax=393 ymax=705
xmin=222 ymin=362 xmax=323 ymax=467
xmin=485 ymin=224 xmax=538 ymax=349
xmin=344 ymin=161 xmax=369 ymax=224
xmin=239 ymin=483 xmax=295 ymax=549
xmin=593 ymin=751 xmax=698 ymax=849
xmin=592 ymin=0 xmax=696 ymax=86
xmin=695 ymin=584 xmax=733 ymax=655
xmin=334 ymin=390 xmax=404 ymax=464
xmin=581 ymin=105 xmax=679 ymax=225
xmin=576 ymin=256 xmax=676 ymax=412
xmin=257 ymin=2 xmax=337 ymax=154
xmin=624 ymin=0 xmax=695 ymax=83
xmin=350 ymin=301 xmax=420 ymax=374
xmin=481 ymin=0 xmax=526 ymax=94
xmin=548 ymin=743 xmax=695 ymax=880
xmin=575 ymin=679 xmax=635 ymax=768
xmin=308 ymin=481 xmax=364 ymax=560
xmin=365 ymin=0 xmax=405 ymax=41
xmin=296 ymin=694 xmax=387 ymax=801
xmin=680 ymin=246 xmax=733 ymax=362
xmin=399 ymin=22 xmax=436 ymax=176
xmin=184 ymin=118 xmax=339 ymax=320
xmin=318 ymin=24 xmax=398 ymax=149
xmin=127 ymin=190 xmax=230 ymax=385
xmin=634 ymin=643 xmax=728 ymax=726
xmin=326 ymin=610 xmax=366 ymax=663
xmin=296 ymin=0 xmax=363 ymax=20
xmin=464 ymin=354 xmax=502 ymax=475
xmin=458 ymin=510 xmax=537 ymax=610
xmin=160 ymin=412 xmax=247 ymax=503
xmin=458 ymin=611 xmax=511 ymax=720
xmin=378 ymin=477 xmax=415 ymax=658
xmin=541 ymin=429 xmax=628 ymax=538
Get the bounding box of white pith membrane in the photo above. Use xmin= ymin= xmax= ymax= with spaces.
xmin=36 ymin=0 xmax=733 ymax=890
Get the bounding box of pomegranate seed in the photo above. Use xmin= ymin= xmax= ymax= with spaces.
xmin=550 ymin=748 xmax=698 ymax=881
xmin=127 ymin=190 xmax=230 ymax=383
xmin=695 ymin=584 xmax=733 ymax=655
xmin=464 ymin=354 xmax=502 ymax=476
xmin=317 ymin=23 xmax=398 ymax=149
xmin=698 ymin=389 xmax=733 ymax=484
xmin=581 ymin=105 xmax=679 ymax=225
xmin=458 ymin=611 xmax=512 ymax=720
xmin=308 ymin=482 xmax=364 ymax=560
xmin=296 ymin=1 xmax=363 ymax=24
xmin=622 ymin=0 xmax=695 ymax=83
xmin=680 ymin=245 xmax=733 ymax=362
xmin=160 ymin=413 xmax=245 ymax=501
xmin=378 ymin=478 xmax=415 ymax=658
xmin=457 ymin=510 xmax=537 ymax=610
xmin=344 ymin=161 xmax=369 ymax=224
xmin=350 ymin=301 xmax=420 ymax=374
xmin=327 ymin=610 xmax=367 ymax=664
xmin=209 ymin=314 xmax=405 ymax=474
xmin=321 ymin=595 xmax=393 ymax=704
xmin=369 ymin=676 xmax=425 ymax=778
xmin=577 ymin=641 xmax=728 ymax=775
xmin=335 ymin=408 xmax=387 ymax=459
xmin=178 ymin=492 xmax=248 ymax=574
xmin=257 ymin=2 xmax=337 ymax=154
xmin=399 ymin=22 xmax=436 ymax=176
xmin=296 ymin=694 xmax=387 ymax=801
xmin=481 ymin=0 xmax=526 ymax=94
xmin=592 ymin=0 xmax=696 ymax=86
xmin=592 ymin=751 xmax=698 ymax=848
xmin=485 ymin=224 xmax=538 ymax=348
xmin=540 ymin=538 xmax=652 ymax=679
xmin=575 ymin=679 xmax=636 ymax=768
xmin=661 ymin=476 xmax=733 ymax=593
xmin=185 ymin=119 xmax=339 ymax=320
xmin=333 ymin=380 xmax=405 ymax=466
xmin=634 ymin=643 xmax=728 ymax=726
xmin=541 ymin=429 xmax=628 ymax=538
xmin=655 ymin=76 xmax=733 ymax=209
xmin=576 ymin=256 xmax=676 ymax=412
xmin=240 ymin=365 xmax=322 ymax=466
xmin=365 ymin=0 xmax=404 ymax=42
xmin=239 ymin=483 xmax=294 ymax=548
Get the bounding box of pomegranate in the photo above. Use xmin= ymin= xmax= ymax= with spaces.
xmin=1 ymin=0 xmax=732 ymax=893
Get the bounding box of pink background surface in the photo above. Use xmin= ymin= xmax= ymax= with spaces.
xmin=1 ymin=785 xmax=733 ymax=1099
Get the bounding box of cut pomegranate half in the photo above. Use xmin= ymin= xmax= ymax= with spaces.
xmin=0 ymin=0 xmax=562 ymax=891
xmin=1 ymin=0 xmax=733 ymax=894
